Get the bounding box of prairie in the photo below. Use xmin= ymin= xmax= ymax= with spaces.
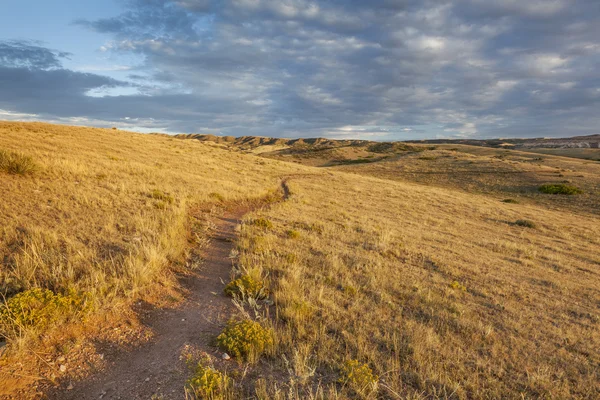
xmin=1 ymin=122 xmax=599 ymax=399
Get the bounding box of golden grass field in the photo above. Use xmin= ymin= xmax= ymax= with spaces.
xmin=1 ymin=121 xmax=600 ymax=399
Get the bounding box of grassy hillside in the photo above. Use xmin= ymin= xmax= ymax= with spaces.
xmin=1 ymin=123 xmax=600 ymax=399
xmin=0 ymin=122 xmax=308 ymax=394
xmin=242 ymin=139 xmax=600 ymax=216
xmin=240 ymin=173 xmax=600 ymax=398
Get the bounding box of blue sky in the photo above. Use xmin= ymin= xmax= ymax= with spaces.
xmin=1 ymin=0 xmax=599 ymax=140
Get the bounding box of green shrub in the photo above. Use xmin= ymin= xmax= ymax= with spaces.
xmin=343 ymin=285 xmax=357 ymax=297
xmin=209 ymin=192 xmax=225 ymax=202
xmin=502 ymin=199 xmax=519 ymax=204
xmin=224 ymin=275 xmax=268 ymax=300
xmin=515 ymin=219 xmax=536 ymax=228
xmin=538 ymin=184 xmax=582 ymax=195
xmin=150 ymin=189 xmax=174 ymax=203
xmin=186 ymin=362 xmax=229 ymax=399
xmin=0 ymin=288 xmax=93 ymax=338
xmin=252 ymin=218 xmax=273 ymax=230
xmin=450 ymin=281 xmax=467 ymax=291
xmin=216 ymin=319 xmax=273 ymax=363
xmin=339 ymin=359 xmax=378 ymax=394
xmin=0 ymin=149 xmax=38 ymax=175
xmin=286 ymin=230 xmax=301 ymax=239
xmin=334 ymin=158 xmax=377 ymax=165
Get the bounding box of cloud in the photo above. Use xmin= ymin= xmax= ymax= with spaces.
xmin=1 ymin=1 xmax=600 ymax=138
xmin=0 ymin=40 xmax=70 ymax=70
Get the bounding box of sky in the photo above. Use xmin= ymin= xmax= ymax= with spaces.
xmin=0 ymin=0 xmax=599 ymax=140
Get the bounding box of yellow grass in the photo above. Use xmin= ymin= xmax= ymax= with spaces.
xmin=2 ymin=122 xmax=600 ymax=399
xmin=238 ymin=173 xmax=600 ymax=398
xmin=0 ymin=121 xmax=305 ymax=347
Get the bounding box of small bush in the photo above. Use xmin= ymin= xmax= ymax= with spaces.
xmin=224 ymin=275 xmax=268 ymax=300
xmin=209 ymin=192 xmax=225 ymax=202
xmin=252 ymin=218 xmax=273 ymax=230
xmin=153 ymin=200 xmax=169 ymax=209
xmin=343 ymin=285 xmax=357 ymax=297
xmin=0 ymin=150 xmax=38 ymax=175
xmin=0 ymin=288 xmax=93 ymax=338
xmin=216 ymin=319 xmax=273 ymax=363
xmin=286 ymin=230 xmax=301 ymax=239
xmin=186 ymin=362 xmax=229 ymax=399
xmin=334 ymin=158 xmax=377 ymax=165
xmin=538 ymin=184 xmax=582 ymax=195
xmin=502 ymin=199 xmax=519 ymax=204
xmin=450 ymin=281 xmax=467 ymax=291
xmin=150 ymin=189 xmax=174 ymax=203
xmin=339 ymin=360 xmax=378 ymax=395
xmin=515 ymin=219 xmax=536 ymax=229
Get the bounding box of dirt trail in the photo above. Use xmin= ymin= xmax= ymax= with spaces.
xmin=44 ymin=178 xmax=301 ymax=400
xmin=47 ymin=208 xmax=248 ymax=400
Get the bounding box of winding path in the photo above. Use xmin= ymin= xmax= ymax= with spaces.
xmin=48 ymin=208 xmax=247 ymax=400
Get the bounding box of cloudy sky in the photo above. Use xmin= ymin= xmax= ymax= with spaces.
xmin=1 ymin=0 xmax=599 ymax=139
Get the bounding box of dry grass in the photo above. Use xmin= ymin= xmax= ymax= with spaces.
xmin=2 ymin=122 xmax=600 ymax=399
xmin=331 ymin=147 xmax=600 ymax=216
xmin=236 ymin=173 xmax=600 ymax=399
xmin=0 ymin=121 xmax=307 ymax=393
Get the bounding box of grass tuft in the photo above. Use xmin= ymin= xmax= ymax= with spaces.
xmin=449 ymin=280 xmax=467 ymax=291
xmin=286 ymin=230 xmax=301 ymax=239
xmin=223 ymin=275 xmax=268 ymax=300
xmin=216 ymin=319 xmax=273 ymax=363
xmin=252 ymin=218 xmax=273 ymax=230
xmin=339 ymin=359 xmax=378 ymax=396
xmin=0 ymin=288 xmax=93 ymax=341
xmin=515 ymin=219 xmax=537 ymax=228
xmin=149 ymin=189 xmax=174 ymax=203
xmin=0 ymin=149 xmax=38 ymax=175
xmin=186 ymin=360 xmax=230 ymax=399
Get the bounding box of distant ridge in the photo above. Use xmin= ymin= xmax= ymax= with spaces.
xmin=175 ymin=134 xmax=370 ymax=150
xmin=178 ymin=133 xmax=600 ymax=150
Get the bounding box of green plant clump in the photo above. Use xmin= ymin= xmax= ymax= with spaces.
xmin=0 ymin=149 xmax=38 ymax=175
xmin=450 ymin=281 xmax=467 ymax=291
xmin=0 ymin=288 xmax=93 ymax=337
xmin=252 ymin=218 xmax=273 ymax=230
xmin=538 ymin=184 xmax=582 ymax=195
xmin=209 ymin=192 xmax=225 ymax=202
xmin=339 ymin=359 xmax=378 ymax=394
xmin=186 ymin=362 xmax=229 ymax=399
xmin=216 ymin=319 xmax=273 ymax=363
xmin=515 ymin=219 xmax=536 ymax=229
xmin=286 ymin=230 xmax=301 ymax=239
xmin=150 ymin=189 xmax=174 ymax=203
xmin=224 ymin=275 xmax=268 ymax=300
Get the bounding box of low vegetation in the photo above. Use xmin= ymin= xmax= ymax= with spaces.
xmin=339 ymin=359 xmax=378 ymax=397
xmin=0 ymin=121 xmax=305 ymax=393
xmin=223 ymin=275 xmax=268 ymax=300
xmin=538 ymin=183 xmax=583 ymax=195
xmin=2 ymin=122 xmax=600 ymax=398
xmin=0 ymin=149 xmax=38 ymax=175
xmin=236 ymin=174 xmax=600 ymax=398
xmin=216 ymin=319 xmax=273 ymax=363
xmin=0 ymin=288 xmax=92 ymax=340
xmin=186 ymin=358 xmax=230 ymax=399
xmin=514 ymin=219 xmax=537 ymax=228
